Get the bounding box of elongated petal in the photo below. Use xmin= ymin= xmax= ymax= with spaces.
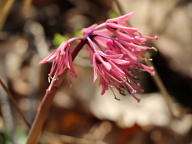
xmin=114 ymin=40 xmax=137 ymax=61
xmin=95 ymin=54 xmax=111 ymax=71
xmin=112 ymin=59 xmax=130 ymax=65
xmin=40 ymin=49 xmax=58 ymax=64
xmin=93 ymin=29 xmax=111 ymax=35
xmin=59 ymin=41 xmax=68 ymax=55
xmin=106 ymin=23 xmax=137 ymax=32
xmin=92 ymin=54 xmax=98 ymax=83
xmin=108 ymin=11 xmax=135 ymax=22
xmin=141 ymin=64 xmax=155 ymax=76
xmin=81 ymin=24 xmax=98 ymax=35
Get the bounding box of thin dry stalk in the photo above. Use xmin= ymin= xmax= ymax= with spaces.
xmin=0 ymin=78 xmax=31 ymax=128
xmin=0 ymin=0 xmax=15 ymax=30
xmin=19 ymin=0 xmax=32 ymax=16
xmin=113 ymin=0 xmax=125 ymax=16
xmin=145 ymin=60 xmax=174 ymax=116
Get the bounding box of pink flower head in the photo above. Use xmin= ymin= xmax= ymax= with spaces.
xmin=41 ymin=12 xmax=157 ymax=100
xmin=81 ymin=12 xmax=157 ymax=101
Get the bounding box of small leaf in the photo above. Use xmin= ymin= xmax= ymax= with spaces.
xmin=108 ymin=10 xmax=118 ymax=18
xmin=53 ymin=33 xmax=69 ymax=47
xmin=74 ymin=28 xmax=83 ymax=38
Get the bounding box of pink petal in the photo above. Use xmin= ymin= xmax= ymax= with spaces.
xmin=103 ymin=61 xmax=111 ymax=71
xmin=59 ymin=42 xmax=68 ymax=55
xmin=81 ymin=24 xmax=98 ymax=35
xmin=92 ymin=54 xmax=98 ymax=83
xmin=106 ymin=23 xmax=137 ymax=32
xmin=125 ymin=43 xmax=150 ymax=51
xmin=114 ymin=40 xmax=137 ymax=61
xmin=108 ymin=11 xmax=135 ymax=23
xmin=39 ymin=49 xmax=58 ymax=64
xmin=100 ymin=77 xmax=108 ymax=95
xmin=114 ymin=31 xmax=136 ymax=42
xmin=112 ymin=59 xmax=130 ymax=65
xmin=142 ymin=35 xmax=158 ymax=40
xmin=94 ymin=36 xmax=108 ymax=48
xmin=93 ymin=29 xmax=111 ymax=35
xmin=141 ymin=64 xmax=155 ymax=76
xmin=95 ymin=53 xmax=111 ymax=71
xmin=109 ymin=61 xmax=125 ymax=76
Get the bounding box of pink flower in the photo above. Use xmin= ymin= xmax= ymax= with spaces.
xmin=81 ymin=12 xmax=157 ymax=101
xmin=40 ymin=41 xmax=77 ymax=78
xmin=40 ymin=38 xmax=80 ymax=93
xmin=41 ymin=12 xmax=157 ymax=100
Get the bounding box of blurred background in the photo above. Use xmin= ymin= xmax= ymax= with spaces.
xmin=0 ymin=0 xmax=192 ymax=143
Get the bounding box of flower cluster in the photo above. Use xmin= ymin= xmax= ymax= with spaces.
xmin=40 ymin=37 xmax=81 ymax=93
xmin=40 ymin=12 xmax=157 ymax=100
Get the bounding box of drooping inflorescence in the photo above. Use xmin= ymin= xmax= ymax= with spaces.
xmin=40 ymin=12 xmax=157 ymax=101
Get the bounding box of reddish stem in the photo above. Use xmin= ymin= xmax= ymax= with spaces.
xmin=26 ymin=39 xmax=86 ymax=144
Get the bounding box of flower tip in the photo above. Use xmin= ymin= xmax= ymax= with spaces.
xmin=101 ymin=91 xmax=105 ymax=95
xmin=131 ymin=94 xmax=141 ymax=102
xmin=108 ymin=11 xmax=136 ymax=23
xmin=148 ymin=67 xmax=155 ymax=76
xmin=137 ymin=98 xmax=141 ymax=103
xmin=154 ymin=35 xmax=158 ymax=40
xmin=121 ymin=11 xmax=136 ymax=20
xmin=132 ymin=89 xmax=137 ymax=94
xmin=152 ymin=47 xmax=158 ymax=52
xmin=46 ymin=89 xmax=51 ymax=95
xmin=151 ymin=71 xmax=155 ymax=76
xmin=39 ymin=60 xmax=46 ymax=64
xmin=129 ymin=11 xmax=136 ymax=16
xmin=104 ymin=62 xmax=112 ymax=71
xmin=81 ymin=24 xmax=98 ymax=35
xmin=93 ymin=77 xmax=97 ymax=83
xmin=140 ymin=89 xmax=144 ymax=93
xmin=115 ymin=97 xmax=120 ymax=101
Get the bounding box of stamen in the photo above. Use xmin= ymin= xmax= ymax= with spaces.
xmin=151 ymin=47 xmax=158 ymax=52
xmin=110 ymin=87 xmax=120 ymax=100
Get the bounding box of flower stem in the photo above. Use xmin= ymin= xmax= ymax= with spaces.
xmin=72 ymin=39 xmax=87 ymax=59
xmin=26 ymin=40 xmax=86 ymax=144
